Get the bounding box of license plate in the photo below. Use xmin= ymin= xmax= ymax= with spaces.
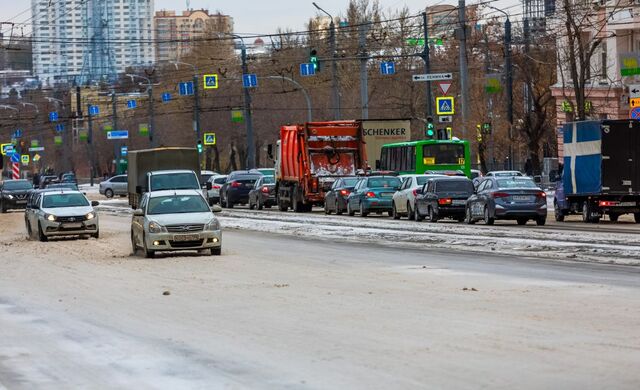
xmin=62 ymin=223 xmax=82 ymax=229
xmin=380 ymin=193 xmax=393 ymax=197
xmin=620 ymin=202 xmax=637 ymax=207
xmin=16 ymin=200 xmax=27 ymax=204
xmin=173 ymin=234 xmax=199 ymax=241
xmin=452 ymin=200 xmax=466 ymax=205
xmin=512 ymin=195 xmax=533 ymax=201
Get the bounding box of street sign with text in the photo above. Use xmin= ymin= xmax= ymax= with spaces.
xmin=412 ymin=73 xmax=453 ymax=82
xmin=107 ymin=130 xmax=129 ymax=140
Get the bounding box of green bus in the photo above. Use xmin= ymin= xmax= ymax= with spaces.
xmin=378 ymin=139 xmax=471 ymax=177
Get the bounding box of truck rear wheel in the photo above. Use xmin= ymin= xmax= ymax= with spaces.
xmin=609 ymin=213 xmax=620 ymax=222
xmin=582 ymin=201 xmax=599 ymax=223
xmin=554 ymin=201 xmax=565 ymax=222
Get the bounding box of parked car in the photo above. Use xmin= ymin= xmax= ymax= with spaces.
xmin=248 ymin=176 xmax=276 ymax=210
xmin=324 ymin=176 xmax=359 ymax=215
xmin=200 ymin=170 xmax=218 ymax=188
xmin=24 ymin=190 xmax=99 ymax=241
xmin=0 ymin=179 xmax=34 ymax=212
xmin=392 ymin=174 xmax=444 ymax=220
xmin=46 ymin=182 xmax=79 ymax=191
xmin=130 ymin=189 xmax=222 ymax=257
xmin=346 ymin=176 xmax=402 ymax=217
xmin=99 ymin=174 xmax=128 ymax=198
xmin=60 ymin=173 xmax=77 ymax=184
xmin=39 ymin=175 xmax=59 ymax=189
xmin=206 ymin=175 xmax=227 ymax=205
xmin=220 ymin=171 xmax=263 ymax=208
xmin=414 ymin=177 xmax=475 ymax=222
xmin=465 ymin=176 xmax=547 ymax=226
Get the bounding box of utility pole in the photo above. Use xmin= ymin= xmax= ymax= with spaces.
xmin=458 ymin=0 xmax=470 ymax=141
xmin=359 ymin=23 xmax=370 ymax=120
xmin=148 ymin=86 xmax=156 ymax=147
xmin=505 ymin=17 xmax=513 ymax=170
xmin=112 ymin=91 xmax=119 ymax=174
xmin=483 ymin=28 xmax=494 ymax=169
xmin=193 ymin=72 xmax=201 ymax=164
xmin=313 ymin=2 xmax=340 ymax=120
xmin=239 ymin=41 xmax=255 ymax=169
xmin=87 ymin=103 xmax=95 ymax=186
xmin=422 ymin=12 xmax=433 ymax=118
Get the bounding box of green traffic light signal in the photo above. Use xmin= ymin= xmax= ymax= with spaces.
xmin=197 ymin=141 xmax=203 ymax=154
xmin=426 ymin=117 xmax=435 ymax=138
xmin=310 ymin=49 xmax=319 ymax=71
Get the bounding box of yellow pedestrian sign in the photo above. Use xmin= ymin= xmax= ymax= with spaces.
xmin=21 ymin=154 xmax=30 ymax=165
xmin=204 ymin=133 xmax=216 ymax=145
xmin=203 ymin=74 xmax=219 ymax=89
xmin=33 ymin=153 xmax=41 ymax=162
xmin=436 ymin=96 xmax=455 ymax=115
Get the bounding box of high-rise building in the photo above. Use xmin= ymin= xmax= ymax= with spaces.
xmin=154 ymin=9 xmax=234 ymax=63
xmin=31 ymin=0 xmax=155 ymax=86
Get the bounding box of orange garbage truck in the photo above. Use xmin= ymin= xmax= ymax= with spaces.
xmin=274 ymin=121 xmax=369 ymax=212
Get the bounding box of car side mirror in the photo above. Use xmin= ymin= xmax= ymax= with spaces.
xmin=91 ymin=200 xmax=100 ymax=207
xmin=136 ymin=185 xmax=142 ymax=195
xmin=133 ymin=209 xmax=144 ymax=216
xmin=211 ymin=205 xmax=222 ymax=213
xmin=206 ymin=182 xmax=212 ymax=191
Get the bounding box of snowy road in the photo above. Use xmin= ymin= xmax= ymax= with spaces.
xmin=0 ymin=212 xmax=639 ymax=389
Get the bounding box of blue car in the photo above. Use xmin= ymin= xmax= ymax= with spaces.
xmin=346 ymin=176 xmax=402 ymax=217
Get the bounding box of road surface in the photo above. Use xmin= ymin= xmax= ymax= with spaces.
xmin=1 ymin=212 xmax=639 ymax=389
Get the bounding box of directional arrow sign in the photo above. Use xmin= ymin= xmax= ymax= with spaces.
xmin=412 ymin=73 xmax=453 ymax=82
xmin=630 ymin=84 xmax=640 ymax=99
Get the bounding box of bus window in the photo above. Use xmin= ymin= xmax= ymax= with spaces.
xmin=422 ymin=144 xmax=465 ymax=165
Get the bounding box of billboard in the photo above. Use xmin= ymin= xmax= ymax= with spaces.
xmin=362 ymin=119 xmax=412 ymax=166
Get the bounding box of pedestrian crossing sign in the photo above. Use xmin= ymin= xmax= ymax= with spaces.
xmin=21 ymin=154 xmax=30 ymax=165
xmin=204 ymin=133 xmax=216 ymax=145
xmin=203 ymin=74 xmax=219 ymax=89
xmin=436 ymin=96 xmax=455 ymax=115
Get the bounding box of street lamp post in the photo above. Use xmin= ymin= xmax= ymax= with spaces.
xmin=488 ymin=6 xmax=513 ymax=169
xmin=126 ymin=73 xmax=156 ymax=147
xmin=174 ymin=61 xmax=202 ymax=166
xmin=313 ymin=2 xmax=340 ymax=120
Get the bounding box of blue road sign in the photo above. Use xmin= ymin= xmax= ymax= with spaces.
xmin=436 ymin=96 xmax=455 ymax=115
xmin=127 ymin=100 xmax=137 ymax=109
xmin=121 ymin=146 xmax=128 ymax=156
xmin=11 ymin=153 xmax=20 ymax=163
xmin=49 ymin=112 xmax=59 ymax=122
xmin=89 ymin=105 xmax=99 ymax=116
xmin=179 ymin=82 xmax=194 ymax=96
xmin=300 ymin=63 xmax=316 ymax=76
xmin=380 ymin=62 xmax=396 ymax=75
xmin=162 ymin=92 xmax=171 ymax=102
xmin=107 ymin=130 xmax=129 ymax=140
xmin=242 ymin=74 xmax=258 ymax=88
xmin=13 ymin=129 xmax=23 ymax=138
xmin=203 ymin=74 xmax=219 ymax=89
xmin=55 ymin=124 xmax=65 ymax=132
xmin=631 ymin=107 xmax=640 ymax=119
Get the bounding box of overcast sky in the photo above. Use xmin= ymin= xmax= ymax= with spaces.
xmin=0 ymin=0 xmax=520 ymax=36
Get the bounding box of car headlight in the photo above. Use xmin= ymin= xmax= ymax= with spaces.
xmin=46 ymin=214 xmax=56 ymax=222
xmin=205 ymin=218 xmax=220 ymax=231
xmin=86 ymin=212 xmax=95 ymax=220
xmin=148 ymin=221 xmax=166 ymax=233
xmin=6 ymin=194 xmax=14 ymax=199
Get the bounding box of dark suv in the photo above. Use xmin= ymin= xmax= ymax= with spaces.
xmin=1 ymin=179 xmax=34 ymax=212
xmin=220 ymin=171 xmax=263 ymax=208
xmin=414 ymin=177 xmax=474 ymax=222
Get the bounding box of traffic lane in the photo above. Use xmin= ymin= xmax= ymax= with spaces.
xmin=1 ymin=213 xmax=640 ymax=389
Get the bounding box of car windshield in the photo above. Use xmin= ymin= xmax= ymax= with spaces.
xmin=367 ymin=177 xmax=401 ymax=188
xmin=416 ymin=177 xmax=432 ymax=186
xmin=147 ymin=195 xmax=210 ymax=215
xmin=422 ymin=144 xmax=466 ymax=165
xmin=436 ymin=180 xmax=474 ymax=193
xmin=342 ymin=178 xmax=359 ymax=187
xmin=231 ymin=175 xmax=262 ymax=183
xmin=3 ymin=181 xmax=32 ymax=190
xmin=150 ymin=173 xmax=200 ymax=191
xmin=262 ymin=176 xmax=275 ymax=184
xmin=497 ymin=178 xmax=538 ymax=189
xmin=213 ymin=176 xmax=227 ymax=184
xmin=43 ymin=193 xmax=89 ymax=208
xmin=493 ymin=172 xmax=522 ymax=177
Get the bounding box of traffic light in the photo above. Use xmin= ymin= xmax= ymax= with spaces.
xmin=425 ymin=116 xmax=435 ymax=139
xmin=197 ymin=140 xmax=203 ymax=154
xmin=482 ymin=122 xmax=492 ymax=135
xmin=476 ymin=124 xmax=483 ymax=142
xmin=309 ymin=49 xmax=319 ymax=71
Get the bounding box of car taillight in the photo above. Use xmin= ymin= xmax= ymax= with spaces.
xmin=339 ymin=189 xmax=350 ymax=196
xmin=412 ymin=188 xmax=418 ymax=197
xmin=213 ymin=185 xmax=221 ymax=189
xmin=493 ymin=192 xmax=509 ymax=198
xmin=366 ymin=191 xmax=376 ymax=198
xmin=231 ymin=181 xmax=241 ymax=188
xmin=261 ymin=186 xmax=270 ymax=193
xmin=438 ymin=198 xmax=452 ymax=205
xmin=599 ymin=200 xmax=619 ymax=207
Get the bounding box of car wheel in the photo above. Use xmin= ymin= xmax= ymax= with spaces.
xmin=142 ymin=234 xmax=155 ymax=258
xmin=582 ymin=201 xmax=599 ymax=223
xmin=609 ymin=213 xmax=620 ymax=222
xmin=414 ymin=206 xmax=424 ymax=222
xmin=536 ymin=217 xmax=546 ymax=226
xmin=26 ymin=220 xmax=33 ymax=240
xmin=105 ymin=188 xmax=114 ymax=198
xmin=407 ymin=202 xmax=415 ymax=221
xmin=359 ymin=202 xmax=368 ymax=217
xmin=92 ymin=230 xmax=100 ymax=239
xmin=517 ymin=218 xmax=527 ymax=225
xmin=634 ymin=212 xmax=640 ymax=224
xmin=335 ymin=200 xmax=343 ymax=215
xmin=210 ymin=247 xmax=222 ymax=256
xmin=278 ymin=198 xmax=288 ymax=212
xmin=392 ymin=202 xmax=400 ymax=220
xmin=225 ymin=194 xmax=234 ymax=209
xmin=429 ymin=207 xmax=438 ymax=223
xmin=248 ymin=198 xmax=254 ymax=210
xmin=257 ymin=198 xmax=264 ymax=210
xmin=465 ymin=206 xmax=476 ymax=225
xmin=483 ymin=206 xmax=495 ymax=225
xmin=324 ymin=201 xmax=331 ymax=215
xmin=0 ymin=200 xmax=6 ymax=213
xmin=554 ymin=201 xmax=565 ymax=222
xmin=347 ymin=202 xmax=355 ymax=216
xmin=38 ymin=222 xmax=48 ymax=242
xmin=131 ymin=232 xmax=137 ymax=255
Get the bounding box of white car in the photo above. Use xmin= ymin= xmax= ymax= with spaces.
xmin=206 ymin=174 xmax=227 ymax=205
xmin=392 ymin=174 xmax=444 ymax=220
xmin=131 ymin=189 xmax=222 ymax=258
xmin=25 ymin=190 xmax=99 ymax=241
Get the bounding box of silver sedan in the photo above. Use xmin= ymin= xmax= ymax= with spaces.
xmin=131 ymin=190 xmax=222 ymax=258
xmin=25 ymin=190 xmax=99 ymax=241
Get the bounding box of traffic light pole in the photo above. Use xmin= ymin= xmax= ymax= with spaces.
xmin=236 ymin=37 xmax=255 ymax=169
xmin=422 ymin=12 xmax=433 ymax=118
xmin=87 ymin=103 xmax=96 ymax=186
